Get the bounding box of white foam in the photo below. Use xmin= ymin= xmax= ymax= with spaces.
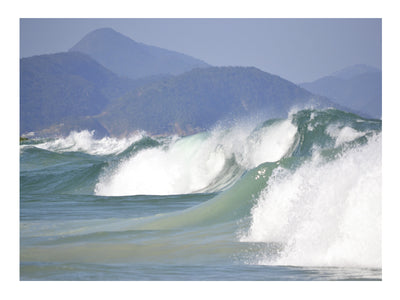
xmin=35 ymin=130 xmax=143 ymax=155
xmin=95 ymin=133 xmax=227 ymax=196
xmin=241 ymin=134 xmax=381 ymax=268
xmin=95 ymin=119 xmax=298 ymax=196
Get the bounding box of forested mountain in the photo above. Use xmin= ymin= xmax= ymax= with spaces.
xmin=20 ymin=52 xmax=168 ymax=136
xmin=21 ymin=58 xmax=337 ymax=137
xmin=300 ymin=65 xmax=381 ymax=118
xmin=69 ymin=28 xmax=210 ymax=79
xmin=97 ymin=66 xmax=336 ymax=136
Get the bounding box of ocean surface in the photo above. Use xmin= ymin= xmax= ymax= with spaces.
xmin=20 ymin=108 xmax=382 ymax=280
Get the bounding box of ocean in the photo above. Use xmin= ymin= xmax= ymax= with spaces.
xmin=20 ymin=108 xmax=382 ymax=280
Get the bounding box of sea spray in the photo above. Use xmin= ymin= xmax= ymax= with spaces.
xmin=241 ymin=133 xmax=381 ymax=268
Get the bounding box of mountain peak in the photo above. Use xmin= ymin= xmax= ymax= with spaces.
xmin=69 ymin=27 xmax=209 ymax=79
xmin=72 ymin=27 xmax=135 ymax=44
xmin=90 ymin=27 xmax=117 ymax=33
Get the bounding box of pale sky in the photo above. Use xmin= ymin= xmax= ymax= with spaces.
xmin=20 ymin=18 xmax=381 ymax=83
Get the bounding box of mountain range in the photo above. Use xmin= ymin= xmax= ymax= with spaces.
xmin=20 ymin=28 xmax=381 ymax=137
xmin=97 ymin=66 xmax=335 ymax=136
xmin=20 ymin=51 xmax=171 ymax=136
xmin=300 ymin=64 xmax=381 ymax=119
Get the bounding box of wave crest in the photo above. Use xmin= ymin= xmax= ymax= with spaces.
xmin=35 ymin=130 xmax=144 ymax=155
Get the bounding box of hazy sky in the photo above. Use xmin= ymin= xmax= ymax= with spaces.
xmin=20 ymin=18 xmax=381 ymax=83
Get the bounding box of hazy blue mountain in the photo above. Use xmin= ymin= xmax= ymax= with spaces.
xmin=331 ymin=64 xmax=380 ymax=79
xmin=69 ymin=28 xmax=210 ymax=79
xmin=97 ymin=66 xmax=337 ymax=136
xmin=300 ymin=64 xmax=381 ymax=118
xmin=20 ymin=52 xmax=167 ymax=136
xmin=21 ymin=54 xmax=344 ymax=138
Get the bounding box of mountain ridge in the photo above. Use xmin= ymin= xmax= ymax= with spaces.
xmin=96 ymin=66 xmax=340 ymax=136
xmin=20 ymin=51 xmax=169 ymax=136
xmin=69 ymin=27 xmax=210 ymax=79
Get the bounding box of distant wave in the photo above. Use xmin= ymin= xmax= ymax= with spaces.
xmin=33 ymin=130 xmax=145 ymax=155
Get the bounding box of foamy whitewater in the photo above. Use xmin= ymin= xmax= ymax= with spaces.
xmin=241 ymin=134 xmax=381 ymax=267
xmin=20 ymin=108 xmax=382 ymax=280
xmin=94 ymin=119 xmax=297 ymax=196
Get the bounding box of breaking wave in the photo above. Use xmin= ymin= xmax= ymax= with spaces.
xmin=20 ymin=108 xmax=382 ymax=268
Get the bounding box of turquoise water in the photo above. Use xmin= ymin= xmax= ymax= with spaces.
xmin=20 ymin=109 xmax=382 ymax=280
